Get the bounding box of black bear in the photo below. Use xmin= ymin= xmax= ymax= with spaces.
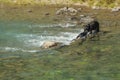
xmin=84 ymin=20 xmax=99 ymax=34
xmin=76 ymin=20 xmax=99 ymax=39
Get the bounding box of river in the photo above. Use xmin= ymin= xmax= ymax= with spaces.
xmin=0 ymin=20 xmax=82 ymax=55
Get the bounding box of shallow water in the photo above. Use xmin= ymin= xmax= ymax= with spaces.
xmin=0 ymin=20 xmax=81 ymax=54
xmin=0 ymin=5 xmax=120 ymax=80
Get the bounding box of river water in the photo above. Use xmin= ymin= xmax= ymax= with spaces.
xmin=0 ymin=20 xmax=82 ymax=55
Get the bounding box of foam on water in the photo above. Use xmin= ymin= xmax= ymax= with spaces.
xmin=16 ymin=32 xmax=79 ymax=47
xmin=28 ymin=24 xmax=57 ymax=28
xmin=58 ymin=23 xmax=76 ymax=28
xmin=0 ymin=21 xmax=82 ymax=53
xmin=29 ymin=22 xmax=76 ymax=28
xmin=0 ymin=47 xmax=39 ymax=53
xmin=0 ymin=32 xmax=79 ymax=53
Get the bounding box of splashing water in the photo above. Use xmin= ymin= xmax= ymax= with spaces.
xmin=0 ymin=21 xmax=81 ymax=53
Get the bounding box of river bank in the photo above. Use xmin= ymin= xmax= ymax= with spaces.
xmin=0 ymin=4 xmax=120 ymax=23
xmin=0 ymin=0 xmax=120 ymax=8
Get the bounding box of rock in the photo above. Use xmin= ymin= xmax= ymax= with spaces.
xmin=68 ymin=7 xmax=78 ymax=15
xmin=77 ymin=8 xmax=82 ymax=12
xmin=70 ymin=16 xmax=78 ymax=21
xmin=56 ymin=7 xmax=68 ymax=15
xmin=56 ymin=10 xmax=61 ymax=15
xmin=92 ymin=6 xmax=100 ymax=10
xmin=45 ymin=13 xmax=50 ymax=16
xmin=41 ymin=41 xmax=61 ymax=49
xmin=68 ymin=7 xmax=78 ymax=13
xmin=111 ymin=7 xmax=120 ymax=12
xmin=56 ymin=7 xmax=78 ymax=15
xmin=80 ymin=15 xmax=85 ymax=18
xmin=27 ymin=10 xmax=32 ymax=13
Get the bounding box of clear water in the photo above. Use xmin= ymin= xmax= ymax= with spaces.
xmin=0 ymin=20 xmax=81 ymax=54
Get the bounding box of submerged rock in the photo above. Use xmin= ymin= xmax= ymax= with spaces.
xmin=41 ymin=41 xmax=62 ymax=49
